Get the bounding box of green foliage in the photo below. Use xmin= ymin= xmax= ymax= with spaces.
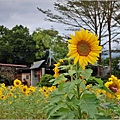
xmin=103 ymin=57 xmax=120 ymax=78
xmin=32 ymin=28 xmax=68 ymax=61
xmin=37 ymin=74 xmax=54 ymax=87
xmin=0 ymin=25 xmax=37 ymax=66
xmin=42 ymin=60 xmax=101 ymax=119
xmin=0 ymin=86 xmax=47 ymax=119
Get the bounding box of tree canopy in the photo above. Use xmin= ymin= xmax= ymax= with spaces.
xmin=0 ymin=25 xmax=37 ymax=66
xmin=32 ymin=28 xmax=68 ymax=62
xmin=0 ymin=25 xmax=68 ymax=66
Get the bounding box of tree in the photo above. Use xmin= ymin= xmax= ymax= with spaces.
xmin=103 ymin=56 xmax=120 ymax=78
xmin=32 ymin=28 xmax=68 ymax=62
xmin=0 ymin=25 xmax=13 ymax=63
xmin=0 ymin=25 xmax=37 ymax=66
xmin=37 ymin=0 xmax=120 ymax=76
xmin=104 ymin=1 xmax=120 ymax=74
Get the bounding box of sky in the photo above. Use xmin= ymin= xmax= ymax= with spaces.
xmin=0 ymin=0 xmax=69 ymax=35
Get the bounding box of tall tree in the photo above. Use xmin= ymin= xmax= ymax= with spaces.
xmin=0 ymin=25 xmax=12 ymax=63
xmin=104 ymin=1 xmax=120 ymax=74
xmin=32 ymin=28 xmax=68 ymax=62
xmin=37 ymin=0 xmax=120 ymax=76
xmin=0 ymin=25 xmax=37 ymax=66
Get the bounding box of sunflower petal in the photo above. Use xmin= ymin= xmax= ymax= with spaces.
xmin=74 ymin=54 xmax=79 ymax=65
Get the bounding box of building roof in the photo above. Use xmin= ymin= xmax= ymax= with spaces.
xmin=30 ymin=60 xmax=45 ymax=69
xmin=0 ymin=63 xmax=27 ymax=68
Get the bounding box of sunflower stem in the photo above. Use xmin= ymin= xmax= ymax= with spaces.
xmin=76 ymin=62 xmax=82 ymax=119
xmin=77 ymin=84 xmax=82 ymax=119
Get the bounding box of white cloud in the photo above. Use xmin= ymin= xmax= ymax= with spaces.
xmin=0 ymin=0 xmax=69 ymax=35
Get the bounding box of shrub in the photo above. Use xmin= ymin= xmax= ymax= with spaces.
xmin=37 ymin=74 xmax=54 ymax=87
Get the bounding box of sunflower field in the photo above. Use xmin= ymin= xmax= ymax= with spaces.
xmin=1 ymin=28 xmax=120 ymax=119
xmin=0 ymin=79 xmax=56 ymax=119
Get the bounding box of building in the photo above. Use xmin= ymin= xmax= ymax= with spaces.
xmin=0 ymin=63 xmax=27 ymax=85
xmin=30 ymin=60 xmax=46 ymax=86
xmin=14 ymin=67 xmax=31 ymax=87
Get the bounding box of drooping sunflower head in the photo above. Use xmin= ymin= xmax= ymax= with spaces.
xmin=53 ymin=62 xmax=61 ymax=78
xmin=53 ymin=67 xmax=60 ymax=78
xmin=105 ymin=75 xmax=120 ymax=94
xmin=14 ymin=79 xmax=22 ymax=87
xmin=67 ymin=28 xmax=102 ymax=69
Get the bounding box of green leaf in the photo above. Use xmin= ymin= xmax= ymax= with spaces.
xmin=53 ymin=74 xmax=67 ymax=85
xmin=68 ymin=93 xmax=74 ymax=99
xmin=63 ymin=81 xmax=75 ymax=94
xmin=66 ymin=96 xmax=80 ymax=107
xmin=80 ymin=79 xmax=86 ymax=91
xmin=45 ymin=102 xmax=68 ymax=119
xmin=95 ymin=114 xmax=112 ymax=119
xmin=50 ymin=92 xmax=65 ymax=105
xmin=90 ymin=77 xmax=103 ymax=86
xmin=68 ymin=70 xmax=76 ymax=76
xmin=49 ymin=78 xmax=55 ymax=82
xmin=58 ymin=81 xmax=65 ymax=92
xmin=100 ymin=102 xmax=115 ymax=109
xmin=50 ymin=107 xmax=75 ymax=119
xmin=46 ymin=105 xmax=61 ymax=118
xmin=80 ymin=93 xmax=99 ymax=118
xmin=59 ymin=65 xmax=71 ymax=70
xmin=81 ymin=69 xmax=93 ymax=80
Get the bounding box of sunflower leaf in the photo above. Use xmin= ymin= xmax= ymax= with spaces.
xmin=80 ymin=93 xmax=99 ymax=118
xmin=53 ymin=74 xmax=67 ymax=85
xmin=80 ymin=69 xmax=93 ymax=80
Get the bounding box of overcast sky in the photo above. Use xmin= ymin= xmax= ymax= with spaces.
xmin=0 ymin=0 xmax=70 ymax=35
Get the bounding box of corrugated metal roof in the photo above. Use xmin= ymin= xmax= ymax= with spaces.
xmin=30 ymin=60 xmax=45 ymax=69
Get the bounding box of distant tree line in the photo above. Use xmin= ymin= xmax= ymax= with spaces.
xmin=0 ymin=25 xmax=68 ymax=67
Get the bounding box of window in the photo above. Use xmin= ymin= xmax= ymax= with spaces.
xmin=26 ymin=75 xmax=29 ymax=79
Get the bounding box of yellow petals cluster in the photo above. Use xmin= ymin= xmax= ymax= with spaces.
xmin=104 ymin=75 xmax=120 ymax=99
xmin=53 ymin=59 xmax=64 ymax=78
xmin=67 ymin=28 xmax=102 ymax=69
xmin=39 ymin=86 xmax=56 ymax=97
xmin=14 ymin=79 xmax=22 ymax=87
xmin=0 ymin=79 xmax=56 ymax=101
xmin=92 ymin=75 xmax=120 ymax=100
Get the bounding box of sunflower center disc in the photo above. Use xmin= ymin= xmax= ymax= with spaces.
xmin=109 ymin=85 xmax=118 ymax=93
xmin=77 ymin=41 xmax=91 ymax=56
xmin=16 ymin=82 xmax=19 ymax=85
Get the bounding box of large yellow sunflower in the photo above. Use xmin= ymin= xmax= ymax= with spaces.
xmin=67 ymin=28 xmax=102 ymax=69
xmin=14 ymin=79 xmax=22 ymax=87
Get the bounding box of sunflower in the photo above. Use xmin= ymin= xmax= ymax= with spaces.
xmin=21 ymin=85 xmax=29 ymax=94
xmin=53 ymin=62 xmax=60 ymax=78
xmin=1 ymin=83 xmax=6 ymax=89
xmin=104 ymin=75 xmax=120 ymax=99
xmin=0 ymin=95 xmax=6 ymax=100
xmin=0 ymin=90 xmax=2 ymax=96
xmin=53 ymin=67 xmax=60 ymax=78
xmin=59 ymin=59 xmax=64 ymax=63
xmin=67 ymin=28 xmax=102 ymax=69
xmin=14 ymin=79 xmax=22 ymax=87
xmin=29 ymin=86 xmax=36 ymax=92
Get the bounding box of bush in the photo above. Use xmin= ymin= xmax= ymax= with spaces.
xmin=36 ymin=74 xmax=54 ymax=87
